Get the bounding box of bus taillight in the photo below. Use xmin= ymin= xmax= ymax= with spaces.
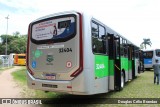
xmin=67 ymin=86 xmax=72 ymax=89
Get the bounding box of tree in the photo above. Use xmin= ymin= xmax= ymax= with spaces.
xmin=0 ymin=33 xmax=27 ymax=55
xmin=140 ymin=38 xmax=152 ymax=49
xmin=13 ymin=31 xmax=20 ymax=36
xmin=0 ymin=34 xmax=13 ymax=45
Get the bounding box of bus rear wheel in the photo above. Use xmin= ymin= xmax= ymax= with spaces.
xmin=115 ymin=72 xmax=125 ymax=91
xmin=121 ymin=72 xmax=125 ymax=89
xmin=145 ymin=68 xmax=151 ymax=71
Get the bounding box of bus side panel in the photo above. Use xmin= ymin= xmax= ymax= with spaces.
xmin=108 ymin=60 xmax=114 ymax=90
xmin=121 ymin=57 xmax=129 ymax=82
xmin=128 ymin=60 xmax=132 ymax=80
xmin=71 ymin=69 xmax=93 ymax=95
xmin=14 ymin=55 xmax=18 ymax=64
xmin=94 ymin=55 xmax=109 ymax=78
xmin=94 ymin=55 xmax=109 ymax=94
xmin=125 ymin=58 xmax=129 ymax=82
xmin=94 ymin=77 xmax=108 ymax=94
xmin=71 ymin=17 xmax=95 ymax=94
xmin=18 ymin=59 xmax=26 ymax=65
xmin=144 ymin=58 xmax=153 ymax=69
xmin=135 ymin=58 xmax=139 ymax=76
xmin=125 ymin=68 xmax=129 ymax=82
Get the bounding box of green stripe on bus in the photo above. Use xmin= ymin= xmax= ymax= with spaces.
xmin=121 ymin=57 xmax=129 ymax=72
xmin=128 ymin=60 xmax=132 ymax=71
xmin=109 ymin=60 xmax=114 ymax=76
xmin=95 ymin=55 xmax=109 ymax=78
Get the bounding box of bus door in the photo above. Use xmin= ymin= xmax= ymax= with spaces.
xmin=108 ymin=34 xmax=121 ymax=91
xmin=132 ymin=46 xmax=136 ymax=79
xmin=128 ymin=45 xmax=135 ymax=79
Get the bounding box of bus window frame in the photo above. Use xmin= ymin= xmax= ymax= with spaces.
xmin=123 ymin=39 xmax=128 ymax=58
xmin=18 ymin=55 xmax=26 ymax=59
xmin=143 ymin=51 xmax=153 ymax=58
xmin=91 ymin=20 xmax=108 ymax=55
xmin=115 ymin=35 xmax=120 ymax=57
xmin=120 ymin=37 xmax=124 ymax=56
xmin=155 ymin=49 xmax=160 ymax=57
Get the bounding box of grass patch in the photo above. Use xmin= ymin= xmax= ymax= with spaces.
xmin=11 ymin=67 xmax=26 ymax=83
xmin=11 ymin=67 xmax=59 ymax=98
xmin=106 ymin=71 xmax=160 ymax=98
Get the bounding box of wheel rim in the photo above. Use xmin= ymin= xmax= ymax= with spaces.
xmin=121 ymin=73 xmax=124 ymax=88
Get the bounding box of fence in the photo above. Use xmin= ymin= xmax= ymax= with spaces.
xmin=0 ymin=55 xmax=11 ymax=68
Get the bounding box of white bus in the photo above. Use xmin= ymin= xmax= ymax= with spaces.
xmin=27 ymin=11 xmax=141 ymax=95
xmin=143 ymin=49 xmax=160 ymax=70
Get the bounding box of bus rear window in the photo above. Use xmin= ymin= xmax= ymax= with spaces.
xmin=31 ymin=14 xmax=76 ymax=44
xmin=143 ymin=51 xmax=153 ymax=58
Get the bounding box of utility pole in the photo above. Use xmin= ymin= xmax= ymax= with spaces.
xmin=5 ymin=15 xmax=9 ymax=55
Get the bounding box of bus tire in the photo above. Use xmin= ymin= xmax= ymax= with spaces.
xmin=138 ymin=66 xmax=140 ymax=73
xmin=115 ymin=72 xmax=125 ymax=91
xmin=145 ymin=68 xmax=151 ymax=71
xmin=121 ymin=72 xmax=125 ymax=90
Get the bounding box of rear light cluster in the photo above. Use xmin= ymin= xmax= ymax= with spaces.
xmin=67 ymin=86 xmax=72 ymax=89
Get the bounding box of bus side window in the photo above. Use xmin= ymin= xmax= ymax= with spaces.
xmin=115 ymin=36 xmax=120 ymax=57
xmin=99 ymin=26 xmax=105 ymax=39
xmin=132 ymin=46 xmax=135 ymax=60
xmin=99 ymin=25 xmax=107 ymax=54
xmin=120 ymin=37 xmax=124 ymax=56
xmin=135 ymin=50 xmax=139 ymax=59
xmin=91 ymin=21 xmax=107 ymax=55
xmin=91 ymin=22 xmax=98 ymax=38
xmin=123 ymin=40 xmax=128 ymax=57
xmin=134 ymin=46 xmax=139 ymax=59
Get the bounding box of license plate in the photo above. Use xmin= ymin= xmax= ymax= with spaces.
xmin=45 ymin=74 xmax=56 ymax=80
xmin=42 ymin=84 xmax=57 ymax=88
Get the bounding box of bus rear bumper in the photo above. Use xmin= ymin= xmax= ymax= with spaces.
xmin=27 ymin=71 xmax=73 ymax=94
xmin=27 ymin=71 xmax=92 ymax=95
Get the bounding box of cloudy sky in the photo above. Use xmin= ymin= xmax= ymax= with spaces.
xmin=0 ymin=0 xmax=160 ymax=49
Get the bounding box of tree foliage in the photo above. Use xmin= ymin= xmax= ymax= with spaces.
xmin=140 ymin=38 xmax=152 ymax=49
xmin=0 ymin=32 xmax=27 ymax=55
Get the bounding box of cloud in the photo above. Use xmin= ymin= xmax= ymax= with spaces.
xmin=0 ymin=0 xmax=38 ymax=15
xmin=0 ymin=2 xmax=18 ymax=13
